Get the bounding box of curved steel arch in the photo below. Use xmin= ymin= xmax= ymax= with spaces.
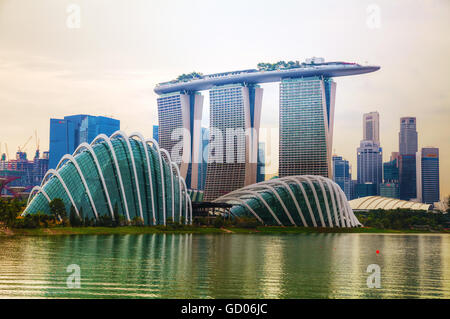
xmin=171 ymin=162 xmax=183 ymax=223
xmin=91 ymin=134 xmax=130 ymax=221
xmin=111 ymin=131 xmax=144 ymax=221
xmin=180 ymin=178 xmax=189 ymax=224
xmin=222 ymin=197 xmax=265 ymax=224
xmin=248 ymin=184 xmax=296 ymax=226
xmin=145 ymin=138 xmax=167 ymax=225
xmin=25 ymin=186 xmax=51 ymax=212
xmin=160 ymin=148 xmax=175 ymax=221
xmin=225 ymin=189 xmax=282 ymax=226
xmin=315 ymin=176 xmax=339 ymax=227
xmin=269 ymin=180 xmax=308 ymax=227
xmin=130 ymin=132 xmax=157 ymax=225
xmin=56 ymin=154 xmax=99 ymax=220
xmin=305 ymin=176 xmax=333 ymax=227
xmin=74 ymin=142 xmax=115 ymax=220
xmin=297 ymin=176 xmax=326 ymax=227
xmin=40 ymin=169 xmax=80 ymax=218
xmin=284 ymin=177 xmax=318 ymax=227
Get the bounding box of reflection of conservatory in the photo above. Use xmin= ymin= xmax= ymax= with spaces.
xmin=24 ymin=131 xmax=192 ymax=225
xmin=214 ymin=176 xmax=361 ymax=227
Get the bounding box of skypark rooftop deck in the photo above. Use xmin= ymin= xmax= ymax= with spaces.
xmin=154 ymin=61 xmax=380 ymax=95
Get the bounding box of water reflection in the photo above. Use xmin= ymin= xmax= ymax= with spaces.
xmin=0 ymin=233 xmax=449 ymax=298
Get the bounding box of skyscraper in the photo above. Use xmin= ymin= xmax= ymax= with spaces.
xmin=399 ymin=117 xmax=418 ymax=155
xmin=153 ymin=125 xmax=159 ymax=143
xmin=332 ymin=155 xmax=351 ymax=199
xmin=363 ymin=111 xmax=380 ymax=144
xmin=257 ymin=142 xmax=265 ymax=183
xmin=279 ymin=76 xmax=335 ymax=178
xmin=49 ymin=115 xmax=120 ymax=169
xmin=204 ymin=84 xmax=263 ymax=200
xmin=356 ymin=140 xmax=383 ymax=194
xmin=398 ymin=117 xmax=418 ymax=201
xmin=380 ymin=154 xmax=400 ymax=198
xmin=417 ymin=147 xmax=440 ymax=204
xmin=157 ymin=92 xmax=204 ymax=189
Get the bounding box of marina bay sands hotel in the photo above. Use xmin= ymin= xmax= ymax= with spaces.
xmin=154 ymin=58 xmax=380 ymax=201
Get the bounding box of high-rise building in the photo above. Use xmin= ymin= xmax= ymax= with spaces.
xmin=380 ymin=155 xmax=400 ymax=199
xmin=153 ymin=125 xmax=159 ymax=143
xmin=197 ymin=127 xmax=209 ymax=191
xmin=398 ymin=117 xmax=418 ymax=201
xmin=204 ymin=84 xmax=263 ymax=200
xmin=417 ymin=147 xmax=440 ymax=204
xmin=363 ymin=111 xmax=380 ymax=144
xmin=357 ymin=140 xmax=382 ymax=193
xmin=257 ymin=142 xmax=265 ymax=183
xmin=157 ymin=92 xmax=204 ymax=189
xmin=399 ymin=154 xmax=417 ymax=201
xmin=399 ymin=117 xmax=418 ymax=155
xmin=332 ymin=155 xmax=351 ymax=199
xmin=49 ymin=115 xmax=120 ymax=169
xmin=154 ymin=60 xmax=379 ymax=197
xmin=279 ymin=76 xmax=335 ymax=178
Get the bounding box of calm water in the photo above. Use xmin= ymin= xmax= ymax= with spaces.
xmin=1 ymin=233 xmax=450 ymax=298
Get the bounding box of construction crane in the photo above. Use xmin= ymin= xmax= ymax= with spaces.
xmin=35 ymin=130 xmax=40 ymax=151
xmin=5 ymin=143 xmax=10 ymax=161
xmin=18 ymin=136 xmax=32 ymax=153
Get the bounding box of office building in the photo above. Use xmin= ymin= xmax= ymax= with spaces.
xmin=49 ymin=115 xmax=119 ymax=169
xmin=204 ymin=84 xmax=263 ymax=200
xmin=417 ymin=147 xmax=440 ymax=204
xmin=399 ymin=117 xmax=418 ymax=155
xmin=357 ymin=140 xmax=382 ymax=192
xmin=363 ymin=111 xmax=380 ymax=144
xmin=332 ymin=155 xmax=351 ymax=199
xmin=279 ymin=76 xmax=335 ymax=178
xmin=257 ymin=142 xmax=265 ymax=183
xmin=157 ymin=92 xmax=204 ymax=189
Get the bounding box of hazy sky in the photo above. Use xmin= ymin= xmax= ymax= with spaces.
xmin=0 ymin=0 xmax=449 ymax=198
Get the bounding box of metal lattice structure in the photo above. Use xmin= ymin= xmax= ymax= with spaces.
xmin=23 ymin=131 xmax=192 ymax=225
xmin=214 ymin=175 xmax=361 ymax=227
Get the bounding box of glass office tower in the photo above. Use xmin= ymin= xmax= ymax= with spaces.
xmin=417 ymin=147 xmax=440 ymax=204
xmin=398 ymin=117 xmax=418 ymax=201
xmin=204 ymin=83 xmax=263 ymax=201
xmin=332 ymin=155 xmax=351 ymax=199
xmin=157 ymin=92 xmax=204 ymax=189
xmin=357 ymin=140 xmax=383 ymax=194
xmin=279 ymin=76 xmax=335 ymax=178
xmin=49 ymin=115 xmax=120 ymax=169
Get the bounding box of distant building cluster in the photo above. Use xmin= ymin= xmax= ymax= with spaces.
xmin=332 ymin=112 xmax=440 ymax=207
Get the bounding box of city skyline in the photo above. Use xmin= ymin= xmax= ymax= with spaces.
xmin=0 ymin=0 xmax=449 ymax=198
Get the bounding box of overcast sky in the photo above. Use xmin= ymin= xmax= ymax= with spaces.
xmin=0 ymin=0 xmax=449 ymax=198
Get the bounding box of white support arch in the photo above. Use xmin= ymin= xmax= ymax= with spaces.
xmin=297 ymin=176 xmax=326 ymax=227
xmin=317 ymin=176 xmax=339 ymax=227
xmin=270 ymin=180 xmax=308 ymax=227
xmin=224 ymin=189 xmax=282 ymax=226
xmin=171 ymin=162 xmax=183 ymax=223
xmin=40 ymin=169 xmax=80 ymax=218
xmin=307 ymin=175 xmax=333 ymax=227
xmin=250 ymin=184 xmax=296 ymax=226
xmin=222 ymin=197 xmax=265 ymax=224
xmin=91 ymin=134 xmax=130 ymax=221
xmin=24 ymin=186 xmax=51 ymax=215
xmin=284 ymin=177 xmax=318 ymax=227
xmin=56 ymin=154 xmax=99 ymax=220
xmin=145 ymin=138 xmax=166 ymax=225
xmin=160 ymin=148 xmax=175 ymax=221
xmin=74 ymin=143 xmax=115 ymax=220
xmin=130 ymin=132 xmax=157 ymax=225
xmin=187 ymin=194 xmax=193 ymax=225
xmin=180 ymin=178 xmax=189 ymax=224
xmin=111 ymin=131 xmax=143 ymax=221
xmin=27 ymin=186 xmax=51 ymax=206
